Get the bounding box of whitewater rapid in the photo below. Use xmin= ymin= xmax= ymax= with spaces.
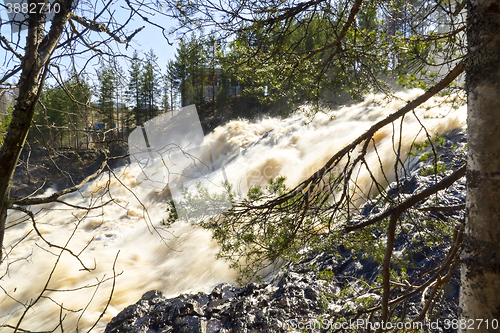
xmin=0 ymin=89 xmax=466 ymax=332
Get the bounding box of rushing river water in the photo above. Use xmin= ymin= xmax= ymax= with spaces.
xmin=0 ymin=89 xmax=465 ymax=332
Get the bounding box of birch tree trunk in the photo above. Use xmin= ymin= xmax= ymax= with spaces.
xmin=0 ymin=1 xmax=73 ymax=263
xmin=460 ymin=0 xmax=500 ymax=330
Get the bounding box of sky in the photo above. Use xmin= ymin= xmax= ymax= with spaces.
xmin=106 ymin=10 xmax=179 ymax=72
xmin=0 ymin=1 xmax=180 ymax=85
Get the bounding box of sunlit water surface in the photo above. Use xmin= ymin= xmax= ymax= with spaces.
xmin=0 ymin=90 xmax=466 ymax=332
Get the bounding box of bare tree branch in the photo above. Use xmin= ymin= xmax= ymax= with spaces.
xmin=11 ymin=152 xmax=108 ymax=206
xmin=261 ymin=59 xmax=465 ymax=208
xmin=345 ymin=164 xmax=466 ymax=232
xmin=68 ymin=12 xmax=145 ymax=44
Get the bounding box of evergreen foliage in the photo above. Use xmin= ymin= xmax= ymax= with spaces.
xmin=97 ymin=66 xmax=117 ymax=129
xmin=127 ymin=51 xmax=144 ymax=126
xmin=157 ymin=0 xmax=470 ymax=325
xmin=142 ymin=50 xmax=162 ymax=121
xmin=31 ymin=72 xmax=91 ymax=149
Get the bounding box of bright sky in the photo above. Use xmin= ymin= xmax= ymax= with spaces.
xmin=0 ymin=2 xmax=179 ymax=85
xmin=110 ymin=11 xmax=179 ymax=71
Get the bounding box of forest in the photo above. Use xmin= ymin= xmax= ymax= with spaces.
xmin=2 ymin=0 xmax=463 ymax=151
xmin=2 ymin=40 xmax=256 ymax=151
xmin=0 ymin=0 xmax=499 ymax=332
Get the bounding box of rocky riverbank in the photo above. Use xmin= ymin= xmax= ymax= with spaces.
xmin=11 ymin=145 xmax=128 ymax=198
xmin=104 ymin=129 xmax=466 ymax=333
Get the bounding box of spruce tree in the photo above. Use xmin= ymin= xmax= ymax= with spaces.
xmin=141 ymin=49 xmax=161 ymax=121
xmin=127 ymin=51 xmax=144 ymax=126
xmin=97 ymin=66 xmax=116 ymax=130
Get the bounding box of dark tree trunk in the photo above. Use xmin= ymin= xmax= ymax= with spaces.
xmin=0 ymin=1 xmax=73 ymax=263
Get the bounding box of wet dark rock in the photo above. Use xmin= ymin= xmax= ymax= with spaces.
xmin=105 ymin=130 xmax=465 ymax=333
xmin=360 ymin=129 xmax=466 ymax=222
xmin=105 ymin=273 xmax=330 ymax=333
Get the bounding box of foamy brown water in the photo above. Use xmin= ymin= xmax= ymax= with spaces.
xmin=0 ymin=89 xmax=465 ymax=332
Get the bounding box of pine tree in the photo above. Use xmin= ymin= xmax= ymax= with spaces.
xmin=169 ymin=36 xmax=211 ymax=107
xmin=111 ymin=63 xmax=127 ymax=137
xmin=187 ymin=34 xmax=207 ymax=105
xmin=65 ymin=70 xmax=91 ymax=149
xmin=127 ymin=51 xmax=144 ymax=126
xmin=141 ymin=49 xmax=161 ymax=121
xmin=97 ymin=66 xmax=117 ymax=130
xmin=171 ymin=39 xmax=190 ymax=106
xmin=161 ymin=74 xmax=171 ymax=112
xmin=32 ymin=84 xmax=72 ymax=148
xmin=166 ymin=60 xmax=177 ymax=110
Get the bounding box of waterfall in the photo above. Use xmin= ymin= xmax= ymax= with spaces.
xmin=0 ymin=89 xmax=466 ymax=332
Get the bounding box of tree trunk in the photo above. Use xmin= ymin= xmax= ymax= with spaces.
xmin=460 ymin=0 xmax=500 ymax=330
xmin=0 ymin=1 xmax=72 ymax=263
